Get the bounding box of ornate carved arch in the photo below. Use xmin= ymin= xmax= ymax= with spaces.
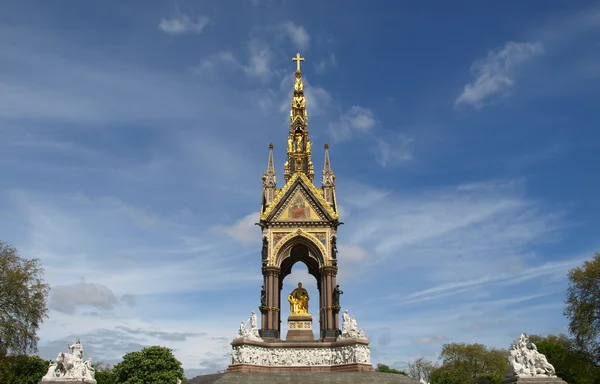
xmin=272 ymin=229 xmax=327 ymax=267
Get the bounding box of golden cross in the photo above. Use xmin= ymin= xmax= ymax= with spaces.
xmin=292 ymin=52 xmax=304 ymax=72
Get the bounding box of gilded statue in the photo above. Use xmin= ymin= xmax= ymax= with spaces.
xmin=287 ymin=136 xmax=293 ymax=153
xmin=305 ymin=138 xmax=312 ymax=154
xmin=295 ymin=135 xmax=303 ymax=152
xmin=288 ymin=282 xmax=309 ymax=315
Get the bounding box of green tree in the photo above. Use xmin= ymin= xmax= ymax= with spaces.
xmin=0 ymin=241 xmax=50 ymax=355
xmin=408 ymin=357 xmax=437 ymax=382
xmin=429 ymin=365 xmax=466 ymax=384
xmin=375 ymin=363 xmax=408 ymax=375
xmin=93 ymin=361 xmax=117 ymax=384
xmin=565 ymin=252 xmax=600 ymax=364
xmin=112 ymin=346 xmax=184 ymax=384
xmin=529 ymin=334 xmax=600 ymax=384
xmin=6 ymin=355 xmax=48 ymax=384
xmin=430 ymin=343 xmax=508 ymax=384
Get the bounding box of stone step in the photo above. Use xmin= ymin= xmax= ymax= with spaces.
xmin=186 ymin=372 xmax=419 ymax=384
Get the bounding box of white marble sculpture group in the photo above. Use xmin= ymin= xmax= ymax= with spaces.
xmin=508 ymin=333 xmax=557 ymax=378
xmin=232 ymin=310 xmax=371 ymax=367
xmin=338 ymin=310 xmax=367 ymax=340
xmin=236 ymin=311 xmax=262 ymax=341
xmin=41 ymin=338 xmax=97 ymax=383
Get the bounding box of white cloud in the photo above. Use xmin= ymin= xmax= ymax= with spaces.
xmin=455 ymin=41 xmax=544 ymax=109
xmin=338 ymin=245 xmax=369 ymax=262
xmin=193 ymin=40 xmax=274 ymax=80
xmin=213 ymin=212 xmax=261 ymax=246
xmin=158 ymin=13 xmax=210 ymax=36
xmin=49 ymin=282 xmax=119 ymax=314
xmin=244 ymin=39 xmax=274 ymax=79
xmin=415 ymin=335 xmax=448 ymax=345
xmin=328 ymin=106 xmax=376 ymax=142
xmin=372 ymin=134 xmax=414 ymax=167
xmin=315 ymin=53 xmax=338 ymax=73
xmin=280 ymin=21 xmax=310 ymax=51
xmin=192 ymin=51 xmax=238 ymax=74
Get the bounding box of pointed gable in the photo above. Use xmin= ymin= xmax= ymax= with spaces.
xmin=261 ymin=172 xmax=338 ymax=222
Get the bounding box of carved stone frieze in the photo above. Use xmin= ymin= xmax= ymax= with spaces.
xmin=230 ymin=343 xmax=371 ymax=367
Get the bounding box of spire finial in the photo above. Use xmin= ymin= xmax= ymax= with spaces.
xmin=285 ymin=53 xmax=312 ymax=182
xmin=292 ymin=53 xmax=304 ymax=73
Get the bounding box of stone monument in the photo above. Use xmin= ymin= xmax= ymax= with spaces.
xmin=226 ymin=53 xmax=373 ymax=373
xmin=502 ymin=333 xmax=567 ymax=384
xmin=40 ymin=338 xmax=97 ymax=383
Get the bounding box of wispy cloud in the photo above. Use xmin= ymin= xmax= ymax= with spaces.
xmin=315 ymin=53 xmax=337 ymax=73
xmin=192 ymin=39 xmax=274 ymax=80
xmin=455 ymin=41 xmax=544 ymax=109
xmin=159 ymin=13 xmax=211 ymax=36
xmin=280 ymin=21 xmax=310 ymax=51
xmin=328 ymin=106 xmax=376 ymax=142
xmin=213 ymin=212 xmax=261 ymax=246
xmin=371 ymin=133 xmax=414 ymax=167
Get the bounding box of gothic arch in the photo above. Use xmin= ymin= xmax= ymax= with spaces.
xmin=272 ymin=229 xmax=327 ymax=267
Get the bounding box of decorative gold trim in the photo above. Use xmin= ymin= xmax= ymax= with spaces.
xmin=259 ymin=306 xmax=280 ymax=312
xmin=320 ymin=305 xmax=342 ymax=311
xmin=260 ymin=172 xmax=338 ymax=221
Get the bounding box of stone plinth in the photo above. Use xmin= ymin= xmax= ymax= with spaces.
xmin=227 ymin=337 xmax=373 ymax=373
xmin=286 ymin=314 xmax=314 ymax=341
xmin=502 ymin=377 xmax=568 ymax=384
xmin=39 ymin=381 xmax=97 ymax=384
xmin=187 ymin=372 xmax=420 ymax=384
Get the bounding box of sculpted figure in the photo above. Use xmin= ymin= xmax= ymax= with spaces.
xmin=68 ymin=338 xmax=83 ymax=360
xmin=261 ymin=237 xmax=268 ymax=260
xmin=237 ymin=321 xmax=248 ymax=338
xmin=339 ymin=310 xmax=367 ymax=340
xmin=331 ymin=236 xmax=338 ymax=259
xmin=305 ymin=138 xmax=312 ymax=154
xmin=288 ymin=282 xmax=309 ymax=315
xmin=294 ymin=134 xmax=303 ymax=153
xmin=507 ymin=333 xmax=557 ymax=378
xmin=333 ymin=285 xmax=343 ymax=306
xmin=41 ymin=338 xmax=96 ymax=382
xmin=260 ymin=285 xmax=266 ymax=307
xmin=287 ymin=136 xmax=293 ymax=153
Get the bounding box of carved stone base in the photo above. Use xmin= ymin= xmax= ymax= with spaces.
xmin=286 ymin=315 xmax=314 ymax=341
xmin=502 ymin=377 xmax=568 ymax=384
xmin=227 ymin=338 xmax=373 ymax=372
xmin=39 ymin=381 xmax=97 ymax=384
xmin=227 ymin=363 xmax=374 ymax=373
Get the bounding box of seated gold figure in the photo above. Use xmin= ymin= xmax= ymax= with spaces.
xmin=288 ymin=282 xmax=309 ymax=315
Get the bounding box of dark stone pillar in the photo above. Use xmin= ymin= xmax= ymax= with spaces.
xmin=320 ymin=265 xmax=338 ymax=341
xmin=260 ymin=266 xmax=280 ymax=339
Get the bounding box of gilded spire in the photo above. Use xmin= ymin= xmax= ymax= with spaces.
xmin=322 ymin=142 xmax=336 ymax=205
xmin=262 ymin=142 xmax=277 ymax=207
xmin=284 ymin=53 xmax=313 ymax=182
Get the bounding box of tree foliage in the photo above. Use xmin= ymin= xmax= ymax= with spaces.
xmin=529 ymin=334 xmax=600 ymax=384
xmin=408 ymin=357 xmax=437 ymax=382
xmin=93 ymin=361 xmax=117 ymax=384
xmin=565 ymin=252 xmax=600 ymax=364
xmin=430 ymin=343 xmax=508 ymax=384
xmin=112 ymin=346 xmax=185 ymax=384
xmin=375 ymin=363 xmax=408 ymax=375
xmin=0 ymin=241 xmax=50 ymax=355
xmin=5 ymin=355 xmax=48 ymax=384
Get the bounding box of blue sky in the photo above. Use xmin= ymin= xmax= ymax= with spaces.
xmin=1 ymin=0 xmax=599 ymax=377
